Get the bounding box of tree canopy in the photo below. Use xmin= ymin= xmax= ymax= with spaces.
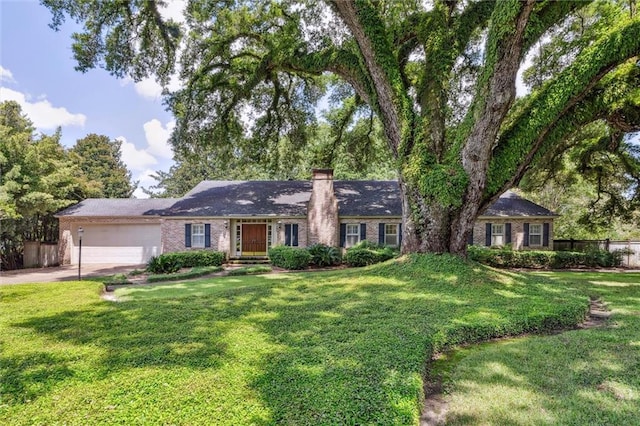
xmin=0 ymin=101 xmax=137 ymax=269
xmin=43 ymin=0 xmax=640 ymax=254
xmin=70 ymin=134 xmax=137 ymax=198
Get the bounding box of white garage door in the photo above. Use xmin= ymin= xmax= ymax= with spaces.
xmin=72 ymin=224 xmax=161 ymax=264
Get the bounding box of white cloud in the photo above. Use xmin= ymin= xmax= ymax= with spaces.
xmin=122 ymin=74 xmax=183 ymax=100
xmin=0 ymin=87 xmax=86 ymax=129
xmin=0 ymin=66 xmax=15 ymax=83
xmin=132 ymin=169 xmax=159 ymax=199
xmin=117 ymin=136 xmax=158 ymax=172
xmin=159 ymin=0 xmax=187 ymax=23
xmin=143 ymin=118 xmax=175 ymax=159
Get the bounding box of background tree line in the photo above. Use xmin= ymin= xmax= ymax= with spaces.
xmin=0 ymin=101 xmax=136 ymax=269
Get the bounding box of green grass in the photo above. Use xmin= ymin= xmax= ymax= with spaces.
xmin=1 ymin=255 xmax=631 ymax=424
xmin=436 ymin=271 xmax=640 ymax=425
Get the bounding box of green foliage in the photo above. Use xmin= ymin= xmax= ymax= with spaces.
xmin=70 ymin=134 xmax=137 ymax=198
xmin=344 ymin=240 xmax=397 ymax=267
xmin=146 ymin=266 xmax=223 ymax=283
xmin=467 ymin=245 xmax=624 ymax=269
xmin=103 ymin=273 xmax=132 ymax=285
xmin=0 ymin=101 xmax=98 ymax=269
xmin=146 ymin=250 xmax=225 ymax=274
xmin=226 ymin=266 xmax=272 ymax=276
xmin=268 ymin=245 xmax=311 ymax=270
xmin=306 ymin=243 xmax=341 ymax=267
xmin=42 ymin=1 xmax=640 ymax=253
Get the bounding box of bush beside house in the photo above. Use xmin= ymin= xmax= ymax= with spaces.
xmin=468 ymin=246 xmax=625 ymax=269
xmin=147 ymin=250 xmax=226 ymax=274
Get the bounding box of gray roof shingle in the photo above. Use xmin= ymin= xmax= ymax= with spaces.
xmin=54 ymin=198 xmax=178 ymax=217
xmin=164 ymin=181 xmax=312 ymax=217
xmin=55 ymin=183 xmax=556 ymax=218
xmin=480 ymin=191 xmax=557 ymax=217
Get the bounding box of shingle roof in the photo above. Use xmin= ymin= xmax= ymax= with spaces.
xmin=55 ymin=183 xmax=556 ymax=218
xmin=480 ymin=191 xmax=557 ymax=217
xmin=335 ymin=181 xmax=401 ymax=216
xmin=54 ymin=198 xmax=177 ymax=217
xmin=163 ymin=181 xmax=312 ymax=217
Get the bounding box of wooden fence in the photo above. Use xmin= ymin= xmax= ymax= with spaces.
xmin=23 ymin=241 xmax=59 ymax=268
xmin=553 ymin=239 xmax=640 ymax=268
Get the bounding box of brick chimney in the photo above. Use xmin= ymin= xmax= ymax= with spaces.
xmin=307 ymin=169 xmax=339 ymax=246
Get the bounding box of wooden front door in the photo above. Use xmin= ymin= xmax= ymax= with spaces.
xmin=242 ymin=224 xmax=267 ymax=255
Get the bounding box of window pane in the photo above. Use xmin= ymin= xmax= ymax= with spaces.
xmin=530 ymin=235 xmax=542 ymax=246
xmin=385 ymin=235 xmax=398 ymax=246
xmin=346 ymin=235 xmax=359 ymax=248
xmin=346 ymin=224 xmax=359 ymax=235
xmin=192 ymin=224 xmax=205 ymax=248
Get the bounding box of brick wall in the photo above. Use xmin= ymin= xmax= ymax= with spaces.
xmin=162 ymin=219 xmax=230 ymax=255
xmin=472 ymin=218 xmax=554 ymax=250
xmin=308 ymin=169 xmax=339 ymax=246
xmin=339 ymin=218 xmax=402 ymax=247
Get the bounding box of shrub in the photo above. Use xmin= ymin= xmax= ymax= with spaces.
xmin=468 ymin=246 xmax=624 ymax=269
xmin=307 ymin=244 xmax=341 ymax=267
xmin=147 ymin=250 xmax=225 ymax=274
xmin=268 ymin=246 xmax=311 ymax=270
xmin=227 ymin=266 xmax=272 ymax=276
xmin=146 ymin=266 xmax=223 ymax=283
xmin=344 ymin=241 xmax=397 ymax=267
xmin=104 ymin=273 xmax=132 ymax=285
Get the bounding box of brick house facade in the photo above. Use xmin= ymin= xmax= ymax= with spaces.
xmin=56 ymin=170 xmax=556 ymax=264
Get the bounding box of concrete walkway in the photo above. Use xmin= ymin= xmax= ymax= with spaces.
xmin=0 ymin=264 xmax=145 ymax=285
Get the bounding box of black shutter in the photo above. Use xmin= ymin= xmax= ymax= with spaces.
xmin=467 ymin=230 xmax=474 ymax=245
xmin=285 ymin=224 xmax=291 ymax=246
xmin=340 ymin=224 xmax=346 ymax=247
xmin=292 ymin=224 xmax=299 ymax=247
xmin=360 ymin=223 xmax=367 ymax=242
xmin=379 ymin=223 xmax=385 ymax=245
xmin=204 ymin=224 xmax=211 ymax=248
xmin=505 ymin=223 xmax=512 ymax=244
xmin=523 ymin=223 xmax=530 ymax=247
xmin=543 ymin=223 xmax=550 ymax=247
xmin=185 ymin=224 xmax=192 ymax=248
xmin=398 ymin=223 xmax=402 ymax=246
xmin=485 ymin=223 xmax=492 ymax=246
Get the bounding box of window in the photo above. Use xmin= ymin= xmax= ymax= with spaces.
xmin=345 ymin=224 xmax=360 ymax=248
xmin=192 ymin=223 xmax=205 ymax=248
xmin=384 ymin=224 xmax=398 ymax=246
xmin=529 ymin=224 xmax=542 ymax=246
xmin=491 ymin=224 xmax=504 ymax=246
xmin=285 ymin=224 xmax=299 ymax=246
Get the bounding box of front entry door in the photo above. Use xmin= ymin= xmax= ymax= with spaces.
xmin=242 ymin=224 xmax=267 ymax=256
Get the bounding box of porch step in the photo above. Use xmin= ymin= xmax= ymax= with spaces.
xmin=227 ymin=257 xmax=271 ymax=265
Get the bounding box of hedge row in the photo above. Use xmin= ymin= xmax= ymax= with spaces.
xmin=147 ymin=250 xmax=226 ymax=274
xmin=468 ymin=246 xmax=625 ymax=269
xmin=269 ymin=242 xmax=399 ymax=270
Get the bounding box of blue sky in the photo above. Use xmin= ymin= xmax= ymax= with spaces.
xmin=1 ymin=0 xmax=181 ymax=197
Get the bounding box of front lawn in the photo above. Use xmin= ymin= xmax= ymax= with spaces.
xmin=434 ymin=271 xmax=640 ymax=425
xmin=0 ymin=255 xmax=617 ymax=424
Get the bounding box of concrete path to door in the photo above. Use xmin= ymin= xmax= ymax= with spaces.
xmin=1 ymin=264 xmax=145 ymax=285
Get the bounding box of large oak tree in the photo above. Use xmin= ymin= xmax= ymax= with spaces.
xmin=43 ymin=0 xmax=640 ymax=254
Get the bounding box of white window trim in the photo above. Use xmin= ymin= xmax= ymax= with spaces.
xmin=384 ymin=224 xmax=399 ymax=247
xmin=491 ymin=224 xmax=504 ymax=246
xmin=345 ymin=224 xmax=360 ymax=248
xmin=529 ymin=224 xmax=542 ymax=246
xmin=192 ymin=223 xmax=205 ymax=248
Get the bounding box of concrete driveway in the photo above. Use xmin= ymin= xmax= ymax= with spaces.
xmin=0 ymin=264 xmax=145 ymax=285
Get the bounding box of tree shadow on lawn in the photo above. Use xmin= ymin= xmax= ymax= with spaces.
xmin=439 ymin=271 xmax=640 ymax=425
xmin=6 ymin=257 xmax=590 ymax=424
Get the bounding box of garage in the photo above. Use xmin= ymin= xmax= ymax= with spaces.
xmin=70 ymin=223 xmax=161 ymax=265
